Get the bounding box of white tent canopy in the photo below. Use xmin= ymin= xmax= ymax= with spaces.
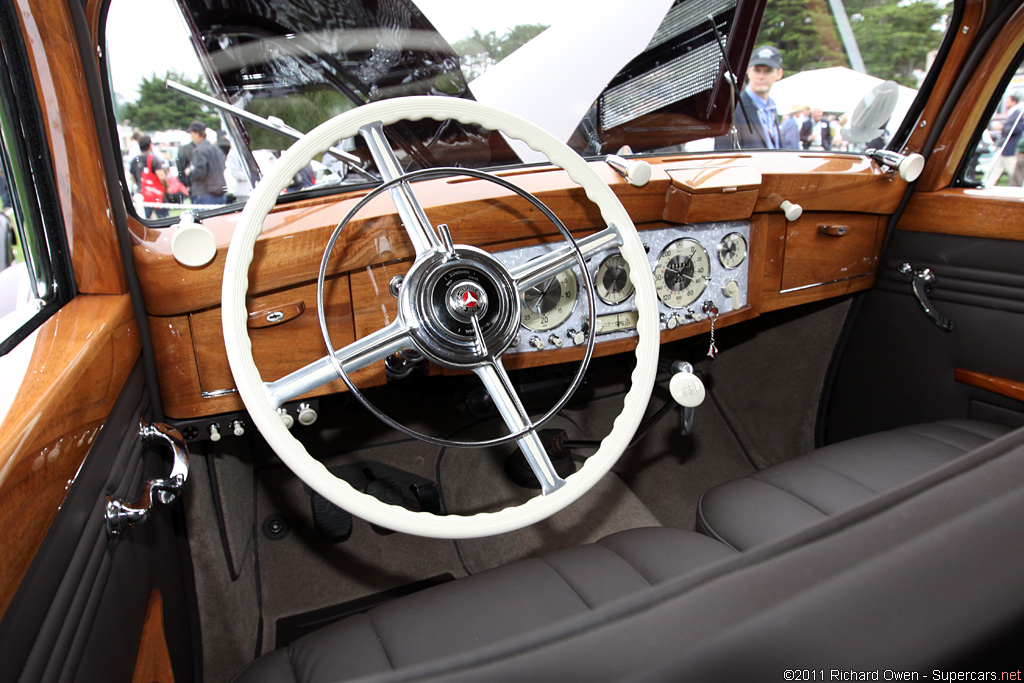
xmin=771 ymin=66 xmax=918 ymax=129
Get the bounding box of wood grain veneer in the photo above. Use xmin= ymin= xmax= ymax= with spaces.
xmin=132 ymin=591 xmax=175 ymax=683
xmin=759 ymin=212 xmax=883 ymax=312
xmin=663 ymin=163 xmax=761 ymax=223
xmin=779 ymin=213 xmax=883 ymax=292
xmin=16 ymin=0 xmax=125 ymax=296
xmin=0 ymin=295 xmax=139 ymax=619
xmin=898 ymin=189 xmax=1024 ymax=242
xmin=955 ymin=369 xmax=1024 ymax=403
xmin=151 ymin=279 xmax=358 ymax=419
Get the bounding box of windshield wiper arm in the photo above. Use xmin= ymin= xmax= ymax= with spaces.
xmin=166 ymin=80 xmax=376 ymax=181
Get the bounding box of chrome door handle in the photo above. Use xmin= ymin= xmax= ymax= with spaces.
xmin=899 ymin=262 xmax=953 ymax=332
xmin=105 ymin=422 xmax=190 ymax=536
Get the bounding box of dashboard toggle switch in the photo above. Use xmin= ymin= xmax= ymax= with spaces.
xmin=722 ymin=280 xmax=741 ymax=311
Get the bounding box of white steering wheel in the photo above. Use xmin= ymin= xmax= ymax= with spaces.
xmin=222 ymin=96 xmax=658 ymax=539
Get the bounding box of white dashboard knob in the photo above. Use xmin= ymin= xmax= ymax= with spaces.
xmin=208 ymin=423 xmax=222 ymax=442
xmin=670 ymin=371 xmax=706 ymax=408
xmin=297 ymin=403 xmax=318 ymax=426
xmin=170 ymin=212 xmax=218 ymax=267
xmin=780 ymin=200 xmax=803 ymax=222
xmin=277 ymin=408 xmax=294 ymax=429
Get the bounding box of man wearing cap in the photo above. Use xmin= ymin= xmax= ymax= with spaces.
xmin=185 ymin=120 xmax=227 ymax=206
xmin=716 ymin=45 xmax=784 ymax=150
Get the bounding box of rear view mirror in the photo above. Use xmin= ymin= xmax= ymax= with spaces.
xmin=843 ymin=80 xmax=901 ymax=143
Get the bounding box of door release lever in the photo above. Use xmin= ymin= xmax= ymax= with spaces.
xmin=105 ymin=422 xmax=190 ymax=536
xmin=898 ymin=262 xmax=953 ymax=332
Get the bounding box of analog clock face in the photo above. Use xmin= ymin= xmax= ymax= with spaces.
xmin=595 ymin=253 xmax=634 ymax=305
xmin=653 ymin=238 xmax=710 ymax=309
xmin=520 ymin=268 xmax=578 ymax=331
xmin=717 ymin=232 xmax=748 ymax=269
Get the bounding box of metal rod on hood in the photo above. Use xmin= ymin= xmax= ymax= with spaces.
xmin=707 ymin=14 xmax=756 ymax=150
xmin=166 ymin=80 xmax=377 ymax=181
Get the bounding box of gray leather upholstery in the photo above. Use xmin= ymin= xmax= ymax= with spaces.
xmin=233 ymin=527 xmax=735 ymax=682
xmin=697 ymin=419 xmax=1011 ymax=551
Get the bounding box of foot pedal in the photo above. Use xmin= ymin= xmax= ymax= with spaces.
xmin=310 ymin=492 xmax=353 ymax=542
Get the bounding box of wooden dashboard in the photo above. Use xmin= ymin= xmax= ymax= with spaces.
xmin=132 ymin=152 xmax=907 ymax=419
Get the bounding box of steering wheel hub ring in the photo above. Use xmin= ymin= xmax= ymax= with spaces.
xmin=400 ymin=247 xmax=520 ymax=368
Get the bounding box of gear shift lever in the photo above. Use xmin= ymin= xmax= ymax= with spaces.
xmin=670 ymin=361 xmax=706 ymax=436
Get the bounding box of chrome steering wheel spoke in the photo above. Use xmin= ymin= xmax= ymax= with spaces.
xmin=474 ymin=360 xmax=566 ymax=495
xmin=359 ymin=121 xmax=441 ymax=258
xmin=265 ymin=320 xmax=412 ymax=409
xmin=510 ymin=225 xmax=622 ymax=293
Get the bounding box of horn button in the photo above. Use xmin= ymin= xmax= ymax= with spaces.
xmin=401 ymin=247 xmax=520 ymax=368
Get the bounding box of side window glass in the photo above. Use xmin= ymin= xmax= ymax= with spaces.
xmin=0 ymin=76 xmax=52 ymax=350
xmin=966 ymin=67 xmax=1024 ymax=188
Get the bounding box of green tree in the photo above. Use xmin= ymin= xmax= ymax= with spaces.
xmin=847 ymin=0 xmax=946 ymax=86
xmin=245 ymin=89 xmax=355 ymax=151
xmin=756 ymin=0 xmax=847 ymax=75
xmin=453 ymin=24 xmax=549 ymax=80
xmin=118 ymin=71 xmax=219 ymax=132
xmin=755 ymin=0 xmax=946 ymax=87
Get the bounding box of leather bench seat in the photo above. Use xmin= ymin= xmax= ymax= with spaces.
xmin=233 ymin=527 xmax=735 ymax=682
xmin=697 ymin=419 xmax=1012 ymax=551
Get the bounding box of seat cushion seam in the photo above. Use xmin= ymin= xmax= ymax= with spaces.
xmin=536 ymin=556 xmax=597 ymax=610
xmin=800 ymin=459 xmax=881 ymax=495
xmin=901 ymin=426 xmax=981 ymax=453
xmin=286 ymin=640 xmax=298 ymax=683
xmin=745 ymin=476 xmax=833 ymax=516
xmin=593 ymin=540 xmax=656 ymax=588
xmin=364 ymin=611 xmax=397 ymax=670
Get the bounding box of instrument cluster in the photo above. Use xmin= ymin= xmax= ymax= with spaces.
xmin=494 ymin=221 xmax=751 ymax=353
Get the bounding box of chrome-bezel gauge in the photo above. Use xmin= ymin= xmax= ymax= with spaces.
xmin=595 ymin=253 xmax=634 ymax=305
xmin=717 ymin=232 xmax=748 ymax=270
xmin=520 ymin=268 xmax=578 ymax=331
xmin=653 ymin=238 xmax=710 ymax=309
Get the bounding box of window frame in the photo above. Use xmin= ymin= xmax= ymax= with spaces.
xmin=0 ymin=0 xmax=76 ymax=357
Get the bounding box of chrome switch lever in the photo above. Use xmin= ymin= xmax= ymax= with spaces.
xmin=898 ymin=262 xmax=953 ymax=332
xmin=105 ymin=421 xmax=190 ymax=536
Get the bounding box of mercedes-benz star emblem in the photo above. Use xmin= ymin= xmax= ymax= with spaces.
xmin=448 ymin=281 xmax=489 ymax=319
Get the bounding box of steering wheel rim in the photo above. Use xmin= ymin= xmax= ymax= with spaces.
xmin=222 ymin=96 xmax=659 ymax=539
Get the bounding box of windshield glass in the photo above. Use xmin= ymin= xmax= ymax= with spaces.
xmin=105 ymin=0 xmax=951 ymax=217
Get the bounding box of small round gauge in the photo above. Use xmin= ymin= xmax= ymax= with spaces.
xmin=595 ymin=254 xmax=634 ymax=305
xmin=520 ymin=269 xmax=578 ymax=331
xmin=653 ymin=238 xmax=710 ymax=309
xmin=717 ymin=232 xmax=748 ymax=269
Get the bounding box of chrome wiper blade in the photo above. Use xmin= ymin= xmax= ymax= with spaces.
xmin=166 ymin=80 xmax=376 ymax=181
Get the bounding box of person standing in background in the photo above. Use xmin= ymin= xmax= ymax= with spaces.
xmin=984 ymin=91 xmax=1024 ymax=186
xmin=185 ymin=120 xmax=227 ymax=205
xmin=715 ymin=46 xmax=784 ymax=150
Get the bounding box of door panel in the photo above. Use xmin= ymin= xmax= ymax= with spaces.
xmin=823 ymin=225 xmax=1024 ymax=444
xmin=0 ymin=363 xmax=195 ymax=682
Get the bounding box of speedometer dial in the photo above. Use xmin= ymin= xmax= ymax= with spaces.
xmin=595 ymin=254 xmax=634 ymax=305
xmin=653 ymin=238 xmax=710 ymax=309
xmin=520 ymin=269 xmax=578 ymax=331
